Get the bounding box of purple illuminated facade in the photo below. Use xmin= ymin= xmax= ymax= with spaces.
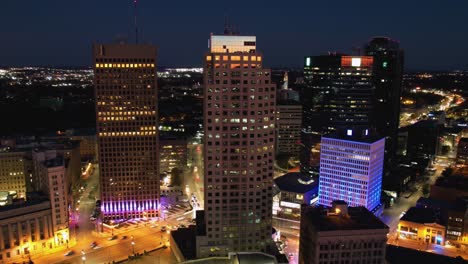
xmin=318 ymin=132 xmax=384 ymax=211
xmin=93 ymin=44 xmax=160 ymax=221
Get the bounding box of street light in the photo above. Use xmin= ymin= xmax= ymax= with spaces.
xmin=81 ymin=250 xmax=86 ymax=264
xmin=131 ymin=241 xmax=135 ymax=255
xmin=110 ymin=220 xmax=114 ymax=236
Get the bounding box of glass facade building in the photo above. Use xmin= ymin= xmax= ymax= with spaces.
xmin=318 ymin=134 xmax=385 ymax=211
xmin=302 ymin=55 xmax=375 ymax=134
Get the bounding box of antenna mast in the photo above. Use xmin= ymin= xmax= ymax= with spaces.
xmin=134 ymin=0 xmax=138 ymax=44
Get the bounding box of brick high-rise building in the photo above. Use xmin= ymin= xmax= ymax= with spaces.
xmin=196 ymin=33 xmax=276 ymax=257
xmin=93 ymin=44 xmax=159 ymax=221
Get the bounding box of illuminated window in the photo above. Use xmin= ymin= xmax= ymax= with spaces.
xmin=243 ymin=56 xmax=249 ymax=61
xmin=257 ymin=56 xmax=262 ymax=61
xmin=231 ymin=56 xmax=240 ymax=61
xmin=215 ymin=56 xmax=220 ymax=61
xmin=251 ymin=56 xmax=257 ymax=61
xmin=206 ymin=55 xmax=212 ymax=61
xmin=223 ymin=56 xmax=228 ymax=61
xmin=382 ymin=61 xmax=388 ymax=68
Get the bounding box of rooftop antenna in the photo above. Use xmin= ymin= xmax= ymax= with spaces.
xmin=134 ymin=0 xmax=138 ymax=44
xmin=352 ymin=46 xmax=361 ymax=56
xmin=224 ymin=15 xmax=230 ymax=35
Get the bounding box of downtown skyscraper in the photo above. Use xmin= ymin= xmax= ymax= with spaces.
xmin=196 ymin=32 xmax=276 ymax=257
xmin=317 ymin=131 xmax=385 ymax=211
xmin=365 ymin=37 xmax=404 ymax=171
xmin=303 ymin=55 xmax=375 ymax=134
xmin=93 ymin=44 xmax=159 ymax=221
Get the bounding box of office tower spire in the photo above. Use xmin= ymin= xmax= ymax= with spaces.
xmin=93 ymin=44 xmax=159 ymax=222
xmin=196 ymin=33 xmax=276 ymax=257
xmin=134 ymin=0 xmax=138 ymax=44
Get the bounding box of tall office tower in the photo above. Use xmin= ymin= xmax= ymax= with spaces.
xmin=276 ymin=71 xmax=302 ymax=157
xmin=303 ymin=55 xmax=375 ymax=134
xmin=318 ymin=130 xmax=385 ymax=211
xmin=197 ymin=33 xmax=276 ymax=257
xmin=93 ymin=44 xmax=159 ymax=221
xmin=276 ymin=101 xmax=302 ymax=157
xmin=365 ymin=37 xmax=404 ymax=171
xmin=299 ymin=201 xmax=388 ymax=264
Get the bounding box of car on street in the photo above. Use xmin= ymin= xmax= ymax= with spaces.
xmin=90 ymin=242 xmax=97 ymax=248
xmin=161 ymin=226 xmax=167 ymax=232
xmin=122 ymin=235 xmax=128 ymax=240
xmin=64 ymin=250 xmax=74 ymax=256
xmin=108 ymin=235 xmax=118 ymax=241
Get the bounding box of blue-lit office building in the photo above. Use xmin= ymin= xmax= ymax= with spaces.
xmin=318 ymin=130 xmax=385 ymax=211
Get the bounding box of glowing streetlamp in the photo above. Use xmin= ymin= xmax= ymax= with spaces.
xmin=81 ymin=250 xmax=86 ymax=264
xmin=131 ymin=241 xmax=135 ymax=255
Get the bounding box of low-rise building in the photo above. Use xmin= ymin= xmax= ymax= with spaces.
xmin=272 ymin=172 xmax=318 ymax=231
xmin=457 ymin=137 xmax=468 ymax=165
xmin=160 ymin=137 xmax=187 ymax=175
xmin=430 ymin=175 xmax=468 ymax=202
xmin=299 ymin=201 xmax=388 ymax=264
xmin=0 ymin=148 xmax=28 ymax=200
xmin=398 ymin=207 xmax=446 ymax=246
xmin=0 ymin=196 xmax=57 ymax=262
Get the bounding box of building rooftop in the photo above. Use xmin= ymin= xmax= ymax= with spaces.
xmin=434 ymin=175 xmax=468 ymax=191
xmin=274 ymin=172 xmax=318 ymax=194
xmin=400 ymin=207 xmax=439 ymax=224
xmin=302 ymin=203 xmax=388 ymax=231
xmin=323 ymin=131 xmax=385 ymax=144
xmin=0 ymin=192 xmax=49 ymax=216
xmin=44 ymin=156 xmax=64 ymax=168
xmin=171 ymin=225 xmax=198 ymax=260
xmin=180 ymin=252 xmax=282 ymax=264
xmin=277 ymin=99 xmax=302 ymax=106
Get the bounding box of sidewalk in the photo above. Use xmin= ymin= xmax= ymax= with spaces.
xmin=388 ymin=237 xmax=468 ymax=260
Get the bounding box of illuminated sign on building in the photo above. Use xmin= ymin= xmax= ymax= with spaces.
xmin=341 ymin=56 xmax=373 ymax=68
xmin=280 ymin=201 xmax=301 ymax=209
xmin=306 ymin=57 xmax=311 ymax=66
xmin=351 ymin=57 xmax=361 ymax=67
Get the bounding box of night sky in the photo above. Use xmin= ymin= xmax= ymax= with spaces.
xmin=2 ymin=0 xmax=468 ymax=70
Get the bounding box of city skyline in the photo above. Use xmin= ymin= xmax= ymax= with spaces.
xmin=1 ymin=1 xmax=468 ymax=70
xmin=1 ymin=2 xmax=468 ymax=263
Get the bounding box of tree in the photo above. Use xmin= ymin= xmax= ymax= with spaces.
xmin=171 ymin=168 xmax=183 ymax=186
xmin=422 ymin=184 xmax=430 ymax=196
xmin=441 ymin=145 xmax=451 ymax=155
xmin=441 ymin=167 xmax=453 ymax=177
